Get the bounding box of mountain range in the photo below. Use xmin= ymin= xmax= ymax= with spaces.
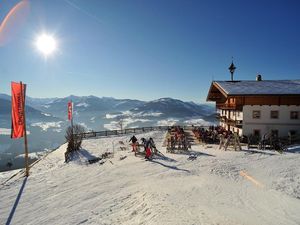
xmin=0 ymin=93 xmax=215 ymax=171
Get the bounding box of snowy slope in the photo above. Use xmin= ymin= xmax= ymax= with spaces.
xmin=1 ymin=131 xmax=300 ymax=225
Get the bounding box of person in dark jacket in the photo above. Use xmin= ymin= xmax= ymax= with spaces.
xmin=145 ymin=137 xmax=156 ymax=159
xmin=129 ymin=135 xmax=138 ymax=153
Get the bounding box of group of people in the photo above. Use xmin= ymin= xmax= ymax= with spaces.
xmin=192 ymin=126 xmax=231 ymax=144
xmin=129 ymin=135 xmax=156 ymax=159
xmin=166 ymin=126 xmax=191 ymax=151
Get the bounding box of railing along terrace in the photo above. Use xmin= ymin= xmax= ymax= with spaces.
xmin=75 ymin=125 xmax=212 ymax=139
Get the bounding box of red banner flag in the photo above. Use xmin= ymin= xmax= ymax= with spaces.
xmin=11 ymin=82 xmax=26 ymax=139
xmin=68 ymin=101 xmax=73 ymax=121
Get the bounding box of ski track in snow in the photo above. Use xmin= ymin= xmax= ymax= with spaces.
xmin=0 ymin=131 xmax=300 ymax=225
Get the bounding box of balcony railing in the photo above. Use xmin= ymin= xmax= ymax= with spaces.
xmin=216 ymin=103 xmax=237 ymax=109
xmin=216 ymin=103 xmax=244 ymax=111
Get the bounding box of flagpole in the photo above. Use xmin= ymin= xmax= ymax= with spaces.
xmin=68 ymin=101 xmax=74 ymax=143
xmin=21 ymin=81 xmax=29 ymax=177
xmin=71 ymin=101 xmax=74 ymax=129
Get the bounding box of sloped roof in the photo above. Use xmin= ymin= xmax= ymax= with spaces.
xmin=213 ymin=80 xmax=300 ymax=96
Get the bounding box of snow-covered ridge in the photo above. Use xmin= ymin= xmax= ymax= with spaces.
xmin=157 ymin=118 xmax=179 ymax=126
xmin=76 ymin=102 xmax=89 ymax=107
xmin=104 ymin=118 xmax=151 ymax=130
xmin=41 ymin=113 xmax=51 ymax=117
xmin=105 ymin=111 xmax=163 ymax=120
xmin=30 ymin=121 xmax=63 ymax=131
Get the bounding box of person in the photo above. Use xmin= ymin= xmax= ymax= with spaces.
xmin=141 ymin=138 xmax=147 ymax=150
xmin=145 ymin=147 xmax=151 ymax=159
xmin=129 ymin=135 xmax=138 ymax=153
xmin=145 ymin=137 xmax=156 ymax=159
xmin=149 ymin=137 xmax=157 ymax=154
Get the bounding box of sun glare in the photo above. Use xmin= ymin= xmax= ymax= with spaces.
xmin=35 ymin=34 xmax=57 ymax=56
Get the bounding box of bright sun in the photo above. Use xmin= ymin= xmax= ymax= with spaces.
xmin=35 ymin=34 xmax=57 ymax=56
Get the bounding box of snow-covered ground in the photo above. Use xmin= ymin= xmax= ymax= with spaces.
xmin=1 ymin=131 xmax=300 ymax=225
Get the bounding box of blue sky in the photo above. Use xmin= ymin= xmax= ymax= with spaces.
xmin=0 ymin=0 xmax=299 ymax=103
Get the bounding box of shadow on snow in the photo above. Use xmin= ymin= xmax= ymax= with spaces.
xmin=149 ymin=160 xmax=190 ymax=173
xmin=240 ymin=149 xmax=278 ymax=156
xmin=6 ymin=176 xmax=27 ymax=225
xmin=168 ymin=149 xmax=216 ymax=158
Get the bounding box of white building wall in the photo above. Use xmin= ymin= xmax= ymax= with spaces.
xmin=242 ymin=105 xmax=300 ymax=137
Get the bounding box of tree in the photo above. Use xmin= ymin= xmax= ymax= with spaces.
xmin=118 ymin=118 xmax=124 ymax=131
xmin=117 ymin=116 xmax=125 ymax=131
xmin=65 ymin=124 xmax=85 ymax=162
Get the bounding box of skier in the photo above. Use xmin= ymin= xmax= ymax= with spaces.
xmin=145 ymin=137 xmax=156 ymax=160
xmin=129 ymin=135 xmax=138 ymax=153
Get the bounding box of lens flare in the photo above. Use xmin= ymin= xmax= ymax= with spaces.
xmin=0 ymin=0 xmax=30 ymax=46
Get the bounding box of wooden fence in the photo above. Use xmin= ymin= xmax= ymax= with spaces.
xmin=76 ymin=125 xmax=211 ymax=139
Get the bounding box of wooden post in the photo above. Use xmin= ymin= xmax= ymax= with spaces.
xmin=21 ymin=82 xmax=29 ymax=177
xmin=234 ymin=133 xmax=242 ymax=151
xmin=71 ymin=115 xmax=74 ymax=130
xmin=219 ymin=134 xmax=225 ymax=150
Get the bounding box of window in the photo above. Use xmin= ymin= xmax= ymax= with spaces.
xmin=253 ymin=129 xmax=261 ymax=137
xmin=253 ymin=110 xmax=261 ymax=119
xmin=270 ymin=111 xmax=279 ymax=119
xmin=290 ymin=111 xmax=299 ymax=119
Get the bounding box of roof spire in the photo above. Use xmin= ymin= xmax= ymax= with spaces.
xmin=228 ymin=57 xmax=236 ymax=81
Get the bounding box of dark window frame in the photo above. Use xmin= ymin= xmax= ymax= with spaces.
xmin=253 ymin=110 xmax=261 ymax=119
xmin=270 ymin=110 xmax=279 ymax=119
xmin=290 ymin=111 xmax=299 ymax=120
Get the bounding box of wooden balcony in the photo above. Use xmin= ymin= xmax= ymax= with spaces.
xmin=216 ymin=103 xmax=237 ymax=110
xmin=216 ymin=103 xmax=243 ymax=110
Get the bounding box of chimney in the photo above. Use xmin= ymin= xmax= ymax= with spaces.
xmin=256 ymin=74 xmax=262 ymax=81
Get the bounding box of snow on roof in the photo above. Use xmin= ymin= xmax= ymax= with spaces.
xmin=214 ymin=80 xmax=300 ymax=95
